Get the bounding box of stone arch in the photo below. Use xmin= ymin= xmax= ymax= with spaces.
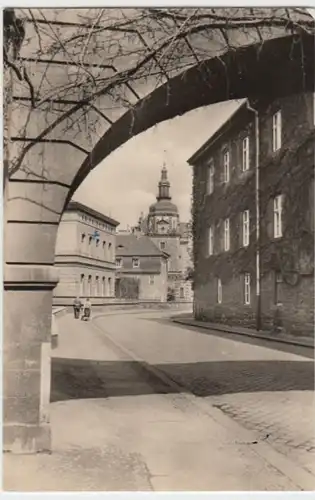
xmin=3 ymin=23 xmax=315 ymax=454
xmin=70 ymin=33 xmax=314 ymax=199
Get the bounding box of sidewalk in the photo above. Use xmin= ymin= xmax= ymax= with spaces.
xmin=172 ymin=315 xmax=314 ymax=350
xmin=3 ymin=313 xmax=314 ymax=491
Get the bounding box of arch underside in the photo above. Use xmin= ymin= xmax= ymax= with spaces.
xmin=6 ymin=31 xmax=315 ymax=268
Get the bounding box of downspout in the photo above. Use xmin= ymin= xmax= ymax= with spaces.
xmin=246 ymin=100 xmax=261 ymax=331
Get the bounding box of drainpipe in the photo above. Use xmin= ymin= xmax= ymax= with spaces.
xmin=246 ymin=100 xmax=261 ymax=332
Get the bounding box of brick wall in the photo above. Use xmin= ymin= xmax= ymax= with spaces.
xmin=194 ymin=275 xmax=256 ymax=327
xmin=191 ymin=92 xmax=314 ymax=337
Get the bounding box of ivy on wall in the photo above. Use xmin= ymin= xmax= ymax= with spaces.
xmin=191 ymin=94 xmax=314 ymax=289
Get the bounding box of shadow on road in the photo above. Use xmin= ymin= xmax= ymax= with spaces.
xmin=51 ymin=357 xmax=314 ymax=403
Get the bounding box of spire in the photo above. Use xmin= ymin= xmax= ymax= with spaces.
xmin=157 ymin=165 xmax=171 ymax=201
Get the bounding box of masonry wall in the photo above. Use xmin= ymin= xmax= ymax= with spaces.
xmin=149 ymin=235 xmax=182 ymax=272
xmin=192 ymin=92 xmax=314 ymax=337
xmin=53 ymin=264 xmax=116 ymax=300
xmin=116 ymin=256 xmax=168 ymax=302
xmin=54 ymin=207 xmax=117 ymax=303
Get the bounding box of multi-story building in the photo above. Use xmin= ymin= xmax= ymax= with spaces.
xmin=134 ymin=167 xmax=193 ymax=302
xmin=115 ymin=233 xmax=169 ymax=301
xmin=54 ymin=201 xmax=119 ymax=305
xmin=188 ymin=93 xmax=314 ymax=337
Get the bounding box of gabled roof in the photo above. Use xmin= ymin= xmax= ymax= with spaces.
xmin=187 ymin=99 xmax=248 ymax=165
xmin=116 ymin=234 xmax=169 ymax=257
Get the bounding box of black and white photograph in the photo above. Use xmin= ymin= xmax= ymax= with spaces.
xmin=2 ymin=4 xmax=315 ymax=493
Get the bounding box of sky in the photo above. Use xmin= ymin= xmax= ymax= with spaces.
xmin=73 ymin=99 xmax=243 ymax=229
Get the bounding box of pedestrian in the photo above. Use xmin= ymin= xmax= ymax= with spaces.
xmin=73 ymin=296 xmax=82 ymax=319
xmin=82 ymin=298 xmax=92 ymax=321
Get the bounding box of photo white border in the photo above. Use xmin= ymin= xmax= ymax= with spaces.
xmin=1 ymin=1 xmax=314 ymax=499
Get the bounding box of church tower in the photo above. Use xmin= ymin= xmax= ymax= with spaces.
xmin=147 ymin=166 xmax=180 ymax=238
xmin=135 ymin=166 xmax=193 ymax=302
xmin=146 ymin=167 xmax=182 ymax=285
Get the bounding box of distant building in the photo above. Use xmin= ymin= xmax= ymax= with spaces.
xmin=115 ymin=233 xmax=168 ymax=302
xmin=133 ymin=167 xmax=193 ymax=302
xmin=54 ymin=201 xmax=119 ymax=305
xmin=188 ymin=93 xmax=314 ymax=336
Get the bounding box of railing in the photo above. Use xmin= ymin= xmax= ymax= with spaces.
xmin=51 ymin=307 xmax=67 ymax=349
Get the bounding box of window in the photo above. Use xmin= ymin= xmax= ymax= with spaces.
xmin=224 ymin=218 xmax=230 ymax=252
xmin=95 ymin=276 xmax=100 ymax=296
xmin=223 ymin=151 xmax=230 ymax=183
xmin=108 ymin=277 xmax=112 ymax=295
xmin=88 ymin=236 xmax=93 ymax=256
xmin=274 ymin=194 xmax=283 ymax=238
xmin=217 ymin=278 xmax=222 ymax=304
xmin=242 ymin=136 xmax=250 ymax=171
xmin=180 ymin=287 xmax=185 ymax=299
xmin=207 ymin=161 xmax=215 ymax=194
xmin=208 ymin=226 xmax=214 ymax=256
xmin=149 ymin=275 xmax=155 ymax=285
xmin=244 ymin=273 xmax=251 ymax=305
xmin=132 ymin=258 xmax=140 ymax=268
xmin=80 ymin=274 xmax=85 ymax=297
xmin=81 ymin=233 xmax=86 ymax=243
xmin=102 ymin=276 xmax=106 ymax=296
xmin=96 ymin=238 xmax=100 ymax=247
xmin=275 ymin=272 xmax=283 ymax=306
xmin=242 ymin=210 xmax=250 ymax=247
xmin=160 ymin=241 xmax=166 ymax=250
xmin=272 ymin=110 xmax=282 ymax=152
xmin=108 ymin=242 xmax=112 ymax=260
xmin=116 ymin=258 xmax=122 ymax=268
xmin=88 ymin=275 xmax=92 ymax=296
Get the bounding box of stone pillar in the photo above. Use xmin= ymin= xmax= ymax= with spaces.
xmin=3 ymin=265 xmax=59 ymax=453
xmin=3 ymin=176 xmax=69 ymax=453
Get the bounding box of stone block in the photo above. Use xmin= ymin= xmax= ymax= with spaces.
xmin=6 ymin=181 xmax=69 ymax=224
xmin=4 ymin=289 xmax=53 ymax=345
xmin=3 ymin=341 xmax=42 ymax=371
xmin=4 ymin=368 xmax=41 ymax=399
xmin=3 ymin=423 xmax=51 ymax=454
xmin=4 ymin=222 xmax=59 ymax=264
xmin=3 ymin=395 xmax=40 ymax=425
xmin=10 ymin=141 xmax=86 ymax=186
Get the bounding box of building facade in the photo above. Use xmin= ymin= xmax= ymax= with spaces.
xmin=133 ymin=167 xmax=193 ymax=302
xmin=54 ymin=201 xmax=119 ymax=305
xmin=115 ymin=233 xmax=168 ymax=302
xmin=188 ymin=93 xmax=314 ymax=337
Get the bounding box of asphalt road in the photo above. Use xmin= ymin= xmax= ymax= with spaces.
xmin=6 ymin=308 xmax=314 ymax=492
xmin=92 ymin=309 xmax=315 ymax=477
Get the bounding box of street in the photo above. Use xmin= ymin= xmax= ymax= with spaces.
xmin=4 ymin=308 xmax=315 ymax=491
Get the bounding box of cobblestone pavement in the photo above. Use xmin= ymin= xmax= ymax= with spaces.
xmin=93 ymin=310 xmax=315 ymax=476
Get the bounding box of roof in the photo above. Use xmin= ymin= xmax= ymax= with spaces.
xmin=116 ymin=234 xmax=169 ymax=258
xmin=66 ymin=201 xmax=120 ymax=227
xmin=149 ymin=199 xmax=178 ymax=215
xmin=187 ymin=99 xmax=250 ymax=165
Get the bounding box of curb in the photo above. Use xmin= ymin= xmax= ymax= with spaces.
xmin=91 ymin=314 xmax=315 ymax=492
xmin=172 ymin=318 xmax=314 ymax=350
